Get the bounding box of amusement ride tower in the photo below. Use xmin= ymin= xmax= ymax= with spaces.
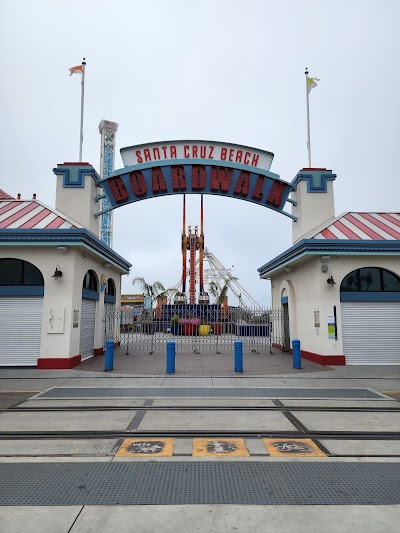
xmin=178 ymin=195 xmax=209 ymax=305
xmin=99 ymin=120 xmax=118 ymax=247
xmin=175 ymin=195 xmax=260 ymax=308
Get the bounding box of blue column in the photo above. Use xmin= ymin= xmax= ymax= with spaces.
xmin=104 ymin=340 xmax=114 ymax=371
xmin=234 ymin=340 xmax=243 ymax=373
xmin=292 ymin=339 xmax=301 ymax=369
xmin=166 ymin=340 xmax=176 ymax=374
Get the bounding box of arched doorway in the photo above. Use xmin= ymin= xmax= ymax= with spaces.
xmin=281 ymin=289 xmax=290 ymax=352
xmin=340 ymin=267 xmax=400 ymax=364
xmin=104 ymin=277 xmax=116 ymax=341
xmin=80 ymin=270 xmax=99 ymax=361
xmin=0 ymin=258 xmax=44 ymax=366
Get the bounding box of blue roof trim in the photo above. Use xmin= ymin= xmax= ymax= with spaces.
xmin=258 ymin=239 xmax=400 ymax=277
xmin=291 ymin=172 xmax=337 ymax=193
xmin=53 ymin=165 xmax=101 ymax=185
xmin=0 ymin=229 xmax=131 ymax=273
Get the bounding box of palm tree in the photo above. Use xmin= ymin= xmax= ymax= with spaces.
xmin=208 ymin=278 xmax=237 ymax=305
xmin=132 ymin=277 xmax=166 ymax=308
xmin=132 ymin=277 xmax=177 ymax=308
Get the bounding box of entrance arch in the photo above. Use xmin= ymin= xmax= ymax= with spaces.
xmin=96 ymin=140 xmax=295 ymax=220
xmin=104 ymin=277 xmax=116 ymax=340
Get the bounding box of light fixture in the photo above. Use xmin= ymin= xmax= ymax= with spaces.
xmin=327 ymin=275 xmax=336 ymax=286
xmin=321 ymin=264 xmax=328 ymax=273
xmin=52 ymin=265 xmax=63 ymax=280
xmin=321 ymin=256 xmax=331 ymax=262
xmin=57 ymin=246 xmax=67 ymax=253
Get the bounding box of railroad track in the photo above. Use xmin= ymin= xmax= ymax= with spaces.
xmin=3 ymin=404 xmax=400 ymax=413
xmin=1 ymin=430 xmax=400 ymax=440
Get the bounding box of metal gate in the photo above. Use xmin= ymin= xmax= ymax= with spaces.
xmin=282 ymin=303 xmax=290 ymax=352
xmin=104 ymin=305 xmax=286 ymax=354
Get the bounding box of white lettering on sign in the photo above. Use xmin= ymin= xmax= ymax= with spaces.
xmin=120 ymin=141 xmax=274 ymax=171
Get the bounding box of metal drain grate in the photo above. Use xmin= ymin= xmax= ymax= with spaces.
xmin=36 ymin=387 xmax=381 ymax=399
xmin=0 ymin=462 xmax=399 ymax=505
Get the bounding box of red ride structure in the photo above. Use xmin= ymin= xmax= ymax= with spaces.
xmin=179 ymin=194 xmax=209 ymax=305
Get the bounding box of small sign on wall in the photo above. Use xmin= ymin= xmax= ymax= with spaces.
xmin=47 ymin=307 xmax=65 ymax=334
xmin=73 ymin=308 xmax=80 ymax=328
xmin=328 ymin=316 xmax=335 ymax=339
xmin=314 ymin=310 xmax=320 ymax=328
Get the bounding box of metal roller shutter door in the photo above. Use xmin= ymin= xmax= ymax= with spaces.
xmin=341 ymin=302 xmax=400 ymax=364
xmin=79 ymin=299 xmax=96 ymax=360
xmin=0 ymin=297 xmax=43 ymax=366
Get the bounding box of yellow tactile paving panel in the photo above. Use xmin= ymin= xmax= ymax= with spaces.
xmin=262 ymin=438 xmax=326 ymax=457
xmin=116 ymin=438 xmax=174 ymax=457
xmin=193 ymin=438 xmax=249 ymax=457
xmin=382 ymin=391 xmax=400 ymax=400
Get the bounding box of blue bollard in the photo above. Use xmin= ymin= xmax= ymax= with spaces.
xmin=234 ymin=340 xmax=243 ymax=373
xmin=166 ymin=340 xmax=176 ymax=374
xmin=104 ymin=340 xmax=114 ymax=371
xmin=292 ymin=339 xmax=301 ymax=369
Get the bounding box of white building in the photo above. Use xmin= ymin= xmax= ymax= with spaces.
xmin=0 ymin=163 xmax=131 ymax=368
xmin=258 ymin=168 xmax=400 ymax=365
xmin=1 ymin=160 xmax=399 ymax=368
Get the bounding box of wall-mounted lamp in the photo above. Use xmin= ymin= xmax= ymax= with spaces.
xmin=52 ymin=265 xmax=63 ymax=280
xmin=327 ymin=274 xmax=336 ymax=286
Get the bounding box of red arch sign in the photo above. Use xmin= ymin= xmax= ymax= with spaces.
xmin=97 ymin=140 xmax=295 ymax=219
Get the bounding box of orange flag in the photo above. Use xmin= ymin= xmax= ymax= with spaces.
xmin=69 ymin=65 xmax=83 ymax=76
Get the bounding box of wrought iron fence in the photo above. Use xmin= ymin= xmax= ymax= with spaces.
xmin=103 ymin=304 xmax=288 ymax=355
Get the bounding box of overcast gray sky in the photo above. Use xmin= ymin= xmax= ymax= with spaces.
xmin=1 ymin=0 xmax=399 ymax=305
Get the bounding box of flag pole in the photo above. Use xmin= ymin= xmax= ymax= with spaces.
xmin=305 ymin=67 xmax=312 ymax=167
xmin=79 ymin=58 xmax=86 ymax=162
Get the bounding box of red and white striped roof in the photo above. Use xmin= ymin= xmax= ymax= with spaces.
xmin=0 ymin=199 xmax=80 ymax=230
xmin=0 ymin=189 xmax=14 ymax=200
xmin=313 ymin=212 xmax=400 ymax=240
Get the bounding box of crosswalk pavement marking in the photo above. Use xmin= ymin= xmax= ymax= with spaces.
xmin=116 ymin=438 xmax=174 ymax=457
xmin=193 ymin=438 xmax=249 ymax=457
xmin=263 ymin=438 xmax=326 ymax=457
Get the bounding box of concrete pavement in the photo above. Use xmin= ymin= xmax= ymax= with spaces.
xmin=1 ymin=352 xmax=400 ymax=531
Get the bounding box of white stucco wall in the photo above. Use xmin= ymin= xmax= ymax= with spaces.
xmin=55 ymin=172 xmax=100 ymax=237
xmin=292 ymin=180 xmax=335 ymax=243
xmin=269 ymin=254 xmax=400 ymax=357
xmin=0 ymin=246 xmax=121 ymax=362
